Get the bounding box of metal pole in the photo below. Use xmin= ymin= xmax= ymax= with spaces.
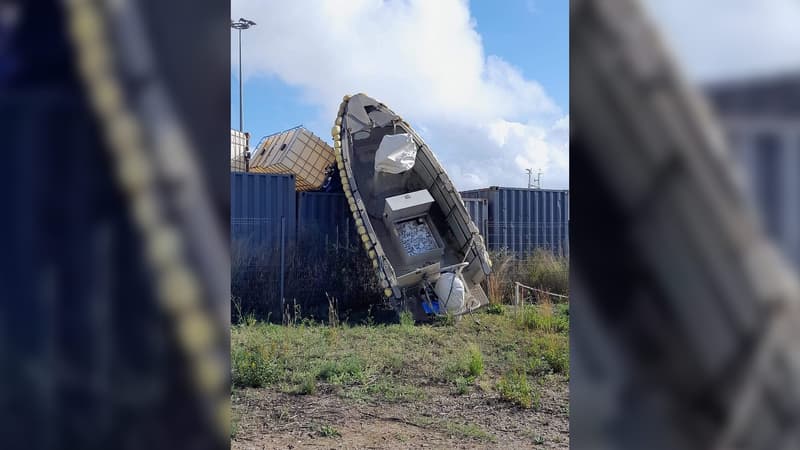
xmin=238 ymin=28 xmax=243 ymax=132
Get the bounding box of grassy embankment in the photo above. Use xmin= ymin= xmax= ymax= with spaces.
xmin=231 ymin=300 xmax=568 ymax=440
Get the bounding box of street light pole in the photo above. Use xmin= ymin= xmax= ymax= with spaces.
xmin=231 ymin=18 xmax=256 ymax=132
xmin=231 ymin=18 xmax=256 ymax=170
xmin=238 ymin=27 xmax=242 ymax=132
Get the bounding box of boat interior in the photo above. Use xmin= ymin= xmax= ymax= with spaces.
xmin=343 ymin=96 xmax=489 ymax=301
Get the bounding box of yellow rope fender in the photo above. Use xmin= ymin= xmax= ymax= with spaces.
xmin=65 ymin=0 xmax=228 ymax=438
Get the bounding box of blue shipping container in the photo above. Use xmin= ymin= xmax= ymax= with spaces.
xmin=230 ymin=172 xmax=296 ymax=256
xmin=463 ymin=198 xmax=489 ymax=242
xmin=296 ymin=192 xmax=357 ymax=250
xmin=461 ymin=187 xmax=569 ymax=256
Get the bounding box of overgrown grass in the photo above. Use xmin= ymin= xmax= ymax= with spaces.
xmin=497 ymin=369 xmax=538 ymax=409
xmin=518 ymin=298 xmax=569 ymax=333
xmin=316 ymin=356 xmax=366 ymax=384
xmin=529 ymin=334 xmax=569 ymax=375
xmin=231 ymin=303 xmax=567 ymax=408
xmin=487 ymin=249 xmax=569 ymax=304
xmin=230 ymin=342 xmax=281 ymax=388
xmin=524 ymin=248 xmax=569 ymax=296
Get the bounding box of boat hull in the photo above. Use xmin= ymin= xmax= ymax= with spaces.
xmin=331 ymin=94 xmax=492 ymax=318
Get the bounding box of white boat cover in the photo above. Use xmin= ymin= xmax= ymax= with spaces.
xmin=375 ymin=133 xmax=417 ymax=174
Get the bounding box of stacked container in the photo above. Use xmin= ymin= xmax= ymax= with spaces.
xmin=230 ymin=172 xmax=296 ymax=256
xmin=249 ymin=126 xmax=335 ymax=191
xmin=296 ymin=191 xmax=357 ymax=250
xmin=230 ymin=129 xmax=248 ymax=172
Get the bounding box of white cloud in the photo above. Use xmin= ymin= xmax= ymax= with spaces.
xmin=232 ymin=0 xmax=568 ymax=190
xmin=641 ymin=0 xmax=800 ymax=82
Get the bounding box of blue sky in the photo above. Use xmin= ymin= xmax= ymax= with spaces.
xmin=231 ymin=0 xmax=569 ymax=190
xmin=468 ymin=1 xmax=568 ymax=108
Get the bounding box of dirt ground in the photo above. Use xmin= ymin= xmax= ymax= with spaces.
xmin=232 ymin=382 xmax=568 ymax=449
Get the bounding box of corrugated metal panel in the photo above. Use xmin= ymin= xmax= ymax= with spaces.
xmin=296 ymin=192 xmax=357 ymax=250
xmin=461 ymin=187 xmax=569 ymax=256
xmin=463 ymin=198 xmax=489 ymax=241
xmin=230 ymin=172 xmax=296 ymax=255
xmin=249 ymin=126 xmax=335 ymax=191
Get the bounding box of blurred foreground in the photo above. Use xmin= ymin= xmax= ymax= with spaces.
xmin=571 ymin=0 xmax=800 ymax=449
xmin=0 ymin=2 xmax=229 ymax=449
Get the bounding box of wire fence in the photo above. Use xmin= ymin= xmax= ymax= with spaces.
xmin=481 ymin=220 xmax=569 ymax=257
xmin=230 ymin=215 xmax=570 ymax=319
xmin=231 ymin=221 xmax=381 ymax=323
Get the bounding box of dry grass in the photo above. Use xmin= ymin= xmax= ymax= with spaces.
xmin=486 ymin=249 xmax=568 ymax=305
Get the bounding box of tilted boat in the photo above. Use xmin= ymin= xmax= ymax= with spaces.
xmin=331 ymin=93 xmax=492 ymax=319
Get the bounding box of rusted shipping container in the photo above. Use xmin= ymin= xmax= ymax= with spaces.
xmin=249 ymin=126 xmax=335 ymax=191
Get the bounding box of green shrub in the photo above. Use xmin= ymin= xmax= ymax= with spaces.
xmin=497 ymin=370 xmax=538 ymax=409
xmin=554 ymin=302 xmax=569 ymax=319
xmin=529 ymin=335 xmax=569 ymax=375
xmin=519 ymin=304 xmax=568 ymax=333
xmin=231 ymin=343 xmax=280 ymax=388
xmin=319 ymin=424 xmax=340 ymax=437
xmin=399 ymin=310 xmax=415 ymax=328
xmin=467 ymin=344 xmax=484 ymax=378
